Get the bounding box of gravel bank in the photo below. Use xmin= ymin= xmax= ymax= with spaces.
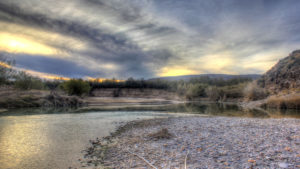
xmin=85 ymin=117 xmax=300 ymax=168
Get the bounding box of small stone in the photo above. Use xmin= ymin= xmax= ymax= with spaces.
xmin=197 ymin=148 xmax=202 ymax=152
xmin=278 ymin=162 xmax=289 ymax=168
xmin=248 ymin=159 xmax=256 ymax=163
xmin=284 ymin=147 xmax=292 ymax=152
xmin=286 ymin=136 xmax=292 ymax=141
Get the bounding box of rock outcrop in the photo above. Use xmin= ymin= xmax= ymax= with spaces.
xmin=258 ymin=50 xmax=300 ymax=94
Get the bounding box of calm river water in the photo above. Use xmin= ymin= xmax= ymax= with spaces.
xmin=0 ymin=103 xmax=299 ymax=169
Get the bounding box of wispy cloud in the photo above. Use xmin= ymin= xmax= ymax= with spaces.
xmin=1 ymin=0 xmax=300 ymax=79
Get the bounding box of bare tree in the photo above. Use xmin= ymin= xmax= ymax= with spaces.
xmin=0 ymin=53 xmax=15 ymax=85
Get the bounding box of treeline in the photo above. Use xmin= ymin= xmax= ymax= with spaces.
xmin=88 ymin=76 xmax=265 ymax=101
xmin=89 ymin=76 xmax=253 ymax=90
xmin=89 ymin=78 xmax=169 ymax=89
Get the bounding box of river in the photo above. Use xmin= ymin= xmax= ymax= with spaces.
xmin=0 ymin=103 xmax=299 ymax=169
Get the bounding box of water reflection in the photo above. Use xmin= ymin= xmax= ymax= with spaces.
xmin=0 ymin=102 xmax=299 ymax=169
xmin=0 ymin=110 xmax=177 ymax=169
xmin=133 ymin=102 xmax=300 ymax=118
xmin=0 ymin=116 xmax=49 ymax=168
xmin=1 ymin=102 xmax=299 ymax=118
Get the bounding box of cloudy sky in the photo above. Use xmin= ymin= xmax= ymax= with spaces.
xmin=1 ymin=0 xmax=300 ymax=79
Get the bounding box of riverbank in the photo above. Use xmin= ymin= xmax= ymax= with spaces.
xmin=85 ymin=116 xmax=300 ymax=168
xmin=0 ymin=86 xmax=86 ymax=108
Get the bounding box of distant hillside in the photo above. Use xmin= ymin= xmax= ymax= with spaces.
xmin=150 ymin=74 xmax=261 ymax=81
xmin=258 ymin=50 xmax=300 ymax=94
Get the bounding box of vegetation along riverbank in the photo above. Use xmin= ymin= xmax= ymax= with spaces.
xmin=1 ymin=50 xmax=300 ymax=111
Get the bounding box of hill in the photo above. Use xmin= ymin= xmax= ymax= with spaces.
xmin=258 ymin=50 xmax=300 ymax=94
xmin=150 ymin=74 xmax=261 ymax=81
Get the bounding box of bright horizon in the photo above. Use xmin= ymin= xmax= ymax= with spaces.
xmin=1 ymin=0 xmax=300 ymax=79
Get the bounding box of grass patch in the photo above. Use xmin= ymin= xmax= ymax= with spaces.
xmin=148 ymin=128 xmax=173 ymax=140
xmin=263 ymin=94 xmax=300 ymax=110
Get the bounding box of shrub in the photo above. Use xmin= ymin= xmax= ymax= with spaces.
xmin=205 ymin=86 xmax=221 ymax=101
xmin=185 ymin=84 xmax=207 ymax=100
xmin=148 ymin=128 xmax=173 ymax=140
xmin=243 ymin=82 xmax=268 ymax=101
xmin=62 ymin=79 xmax=91 ymax=96
xmin=219 ymin=83 xmax=248 ymax=99
xmin=14 ymin=72 xmax=45 ymax=90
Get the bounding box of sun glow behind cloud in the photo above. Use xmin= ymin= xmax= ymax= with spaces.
xmin=0 ymin=61 xmax=12 ymax=68
xmin=0 ymin=33 xmax=57 ymax=56
xmin=20 ymin=68 xmax=71 ymax=81
xmin=159 ymin=66 xmax=198 ymax=77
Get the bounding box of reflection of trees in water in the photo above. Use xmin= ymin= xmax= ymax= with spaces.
xmin=264 ymin=108 xmax=300 ymax=118
xmin=182 ymin=102 xmax=240 ymax=116
xmin=174 ymin=102 xmax=300 ymax=118
xmin=3 ymin=103 xmax=299 ymax=118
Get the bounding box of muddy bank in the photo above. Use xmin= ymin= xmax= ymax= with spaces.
xmin=85 ymin=117 xmax=300 ymax=168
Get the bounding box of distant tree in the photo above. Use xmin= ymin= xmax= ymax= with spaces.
xmin=0 ymin=54 xmax=15 ymax=85
xmin=44 ymin=80 xmax=62 ymax=90
xmin=62 ymin=79 xmax=91 ymax=96
xmin=14 ymin=72 xmax=45 ymax=90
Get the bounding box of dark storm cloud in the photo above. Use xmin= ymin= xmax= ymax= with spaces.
xmin=12 ymin=54 xmax=101 ymax=78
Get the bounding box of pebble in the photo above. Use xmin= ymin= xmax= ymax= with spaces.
xmin=278 ymin=162 xmax=289 ymax=168
xmin=85 ymin=117 xmax=300 ymax=168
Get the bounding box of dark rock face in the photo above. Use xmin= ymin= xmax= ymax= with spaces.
xmin=258 ymin=50 xmax=300 ymax=94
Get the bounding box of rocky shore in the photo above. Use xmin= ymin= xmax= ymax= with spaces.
xmin=85 ymin=117 xmax=300 ymax=168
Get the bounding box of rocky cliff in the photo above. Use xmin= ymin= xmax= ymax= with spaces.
xmin=258 ymin=50 xmax=300 ymax=94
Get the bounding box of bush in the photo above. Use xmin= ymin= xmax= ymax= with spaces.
xmin=185 ymin=84 xmax=207 ymax=100
xmin=14 ymin=72 xmax=45 ymax=90
xmin=218 ymin=83 xmax=248 ymax=99
xmin=62 ymin=79 xmax=91 ymax=96
xmin=243 ymin=82 xmax=268 ymax=101
xmin=205 ymin=86 xmax=221 ymax=101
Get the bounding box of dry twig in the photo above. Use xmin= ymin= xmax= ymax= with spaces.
xmin=184 ymin=150 xmax=190 ymax=169
xmin=127 ymin=150 xmax=158 ymax=169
